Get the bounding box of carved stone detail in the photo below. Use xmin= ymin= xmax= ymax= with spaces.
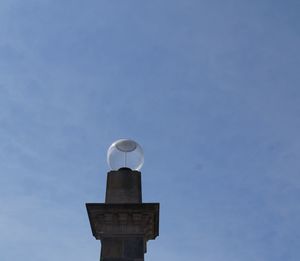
xmin=86 ymin=203 xmax=159 ymax=242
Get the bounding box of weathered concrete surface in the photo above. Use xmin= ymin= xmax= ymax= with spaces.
xmin=86 ymin=168 xmax=159 ymax=261
xmin=105 ymin=168 xmax=142 ymax=204
xmin=86 ymin=203 xmax=159 ymax=242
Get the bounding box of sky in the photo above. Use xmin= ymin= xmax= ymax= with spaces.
xmin=0 ymin=0 xmax=300 ymax=260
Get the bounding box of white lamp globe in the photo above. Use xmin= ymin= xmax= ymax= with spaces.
xmin=107 ymin=139 xmax=144 ymax=171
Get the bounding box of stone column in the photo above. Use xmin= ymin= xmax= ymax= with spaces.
xmin=105 ymin=168 xmax=142 ymax=204
xmin=86 ymin=168 xmax=159 ymax=261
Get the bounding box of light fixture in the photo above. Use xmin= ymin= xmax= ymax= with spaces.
xmin=107 ymin=139 xmax=144 ymax=171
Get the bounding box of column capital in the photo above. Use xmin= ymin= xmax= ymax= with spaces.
xmin=86 ymin=203 xmax=159 ymax=242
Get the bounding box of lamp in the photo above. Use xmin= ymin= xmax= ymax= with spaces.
xmin=107 ymin=139 xmax=144 ymax=171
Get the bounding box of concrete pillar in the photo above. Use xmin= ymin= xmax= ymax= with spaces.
xmin=105 ymin=168 xmax=142 ymax=204
xmin=86 ymin=168 xmax=159 ymax=261
xmin=102 ymin=168 xmax=144 ymax=261
xmin=100 ymin=237 xmax=144 ymax=261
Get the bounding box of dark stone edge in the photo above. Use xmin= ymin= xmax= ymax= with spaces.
xmin=86 ymin=203 xmax=160 ymax=240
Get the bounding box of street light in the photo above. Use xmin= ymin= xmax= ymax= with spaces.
xmin=86 ymin=139 xmax=159 ymax=261
xmin=107 ymin=139 xmax=144 ymax=171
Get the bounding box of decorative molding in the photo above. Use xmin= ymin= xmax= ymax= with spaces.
xmin=86 ymin=203 xmax=159 ymax=241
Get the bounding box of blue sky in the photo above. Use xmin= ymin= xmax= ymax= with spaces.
xmin=0 ymin=1 xmax=300 ymax=260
